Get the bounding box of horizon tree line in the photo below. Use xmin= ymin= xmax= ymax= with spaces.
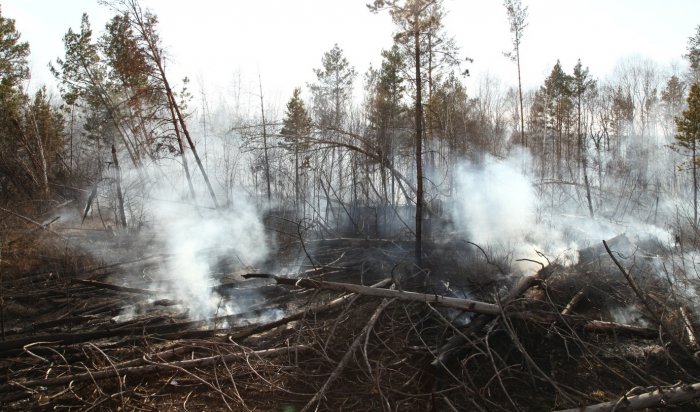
xmin=1 ymin=1 xmax=700 ymax=258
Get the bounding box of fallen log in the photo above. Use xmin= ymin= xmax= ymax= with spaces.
xmin=555 ymin=382 xmax=700 ymax=412
xmin=244 ymin=273 xmax=502 ymax=315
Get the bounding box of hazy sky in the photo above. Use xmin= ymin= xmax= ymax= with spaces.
xmin=4 ymin=0 xmax=699 ymax=110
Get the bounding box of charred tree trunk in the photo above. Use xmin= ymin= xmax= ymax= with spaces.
xmin=414 ymin=6 xmax=424 ymax=265
xmin=259 ymin=74 xmax=272 ymax=207
xmin=124 ymin=0 xmax=220 ymax=209
xmin=694 ymin=139 xmax=698 ymax=225
xmin=167 ymin=97 xmax=197 ymax=204
xmin=163 ymin=75 xmax=219 ymax=209
xmin=111 ymin=144 xmax=127 ymax=229
xmin=517 ymin=47 xmax=525 ymax=147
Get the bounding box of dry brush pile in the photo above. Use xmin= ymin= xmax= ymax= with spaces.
xmin=2 ymin=209 xmax=700 ymax=411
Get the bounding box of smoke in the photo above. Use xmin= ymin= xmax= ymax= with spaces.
xmin=451 ymin=149 xmax=673 ymax=274
xmin=451 ymin=150 xmax=571 ymax=272
xmin=68 ymin=125 xmax=273 ymax=323
xmin=154 ymin=188 xmax=269 ymax=320
xmin=138 ymin=125 xmax=273 ymax=318
xmin=452 ymin=151 xmax=537 ymax=247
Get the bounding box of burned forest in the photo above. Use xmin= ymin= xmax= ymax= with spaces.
xmin=3 ymin=0 xmax=700 ymax=410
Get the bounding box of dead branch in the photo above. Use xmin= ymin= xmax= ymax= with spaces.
xmin=244 ymin=273 xmax=501 ymax=315
xmin=0 ymin=206 xmax=63 ymax=237
xmin=603 ymin=240 xmax=696 ymax=361
xmin=70 ymin=278 xmax=163 ymax=296
xmin=225 ymin=277 xmax=392 ymax=341
xmin=554 ymin=382 xmax=700 ymax=412
xmin=431 ymin=270 xmax=545 ymax=367
xmin=561 ymin=286 xmax=588 ymax=316
xmin=582 ymin=320 xmax=656 ymax=337
xmin=681 ymin=307 xmax=698 ymax=349
xmin=300 ymin=298 xmax=395 ymax=412
xmin=0 ymin=318 xmax=221 ymax=354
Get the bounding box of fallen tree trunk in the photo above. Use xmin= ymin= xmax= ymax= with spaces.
xmin=555 ymin=382 xmax=700 ymax=412
xmin=244 ymin=273 xmax=501 ymax=315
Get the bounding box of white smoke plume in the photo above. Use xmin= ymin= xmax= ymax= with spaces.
xmin=71 ymin=127 xmax=272 ymax=323
xmin=154 ymin=190 xmax=269 ymax=320
xmin=451 ymin=149 xmax=673 ymax=274
xmin=452 ymin=152 xmax=537 ymax=247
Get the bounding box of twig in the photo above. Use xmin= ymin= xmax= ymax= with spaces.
xmin=70 ymin=278 xmax=163 ymax=295
xmin=466 ymin=241 xmax=507 ymax=275
xmin=0 ymin=206 xmax=63 ymax=237
xmin=0 ymin=345 xmax=311 ymax=395
xmin=300 ymin=298 xmax=395 ymax=412
xmin=603 ymin=240 xmax=697 ymax=363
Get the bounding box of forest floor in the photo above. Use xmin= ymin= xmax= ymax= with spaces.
xmin=2 ymin=208 xmax=700 ymax=411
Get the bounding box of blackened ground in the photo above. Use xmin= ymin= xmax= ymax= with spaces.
xmin=1 ymin=214 xmax=700 ymax=410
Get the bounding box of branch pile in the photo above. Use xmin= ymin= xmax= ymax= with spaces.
xmin=2 ymin=225 xmax=700 ymax=411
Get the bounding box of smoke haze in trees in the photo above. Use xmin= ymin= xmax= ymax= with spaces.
xmin=451 ymin=150 xmax=673 ymax=273
xmin=453 ymin=151 xmax=537 ymax=247
xmin=154 ymin=189 xmax=269 ymax=320
xmin=74 ymin=131 xmax=271 ymax=322
xmin=138 ymin=131 xmax=270 ymax=320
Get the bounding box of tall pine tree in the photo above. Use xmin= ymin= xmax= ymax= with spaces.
xmin=281 ymin=88 xmax=312 ymax=211
xmin=675 ymin=83 xmax=700 ymax=224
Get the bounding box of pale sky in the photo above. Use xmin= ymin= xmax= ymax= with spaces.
xmin=4 ymin=0 xmax=699 ymax=112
